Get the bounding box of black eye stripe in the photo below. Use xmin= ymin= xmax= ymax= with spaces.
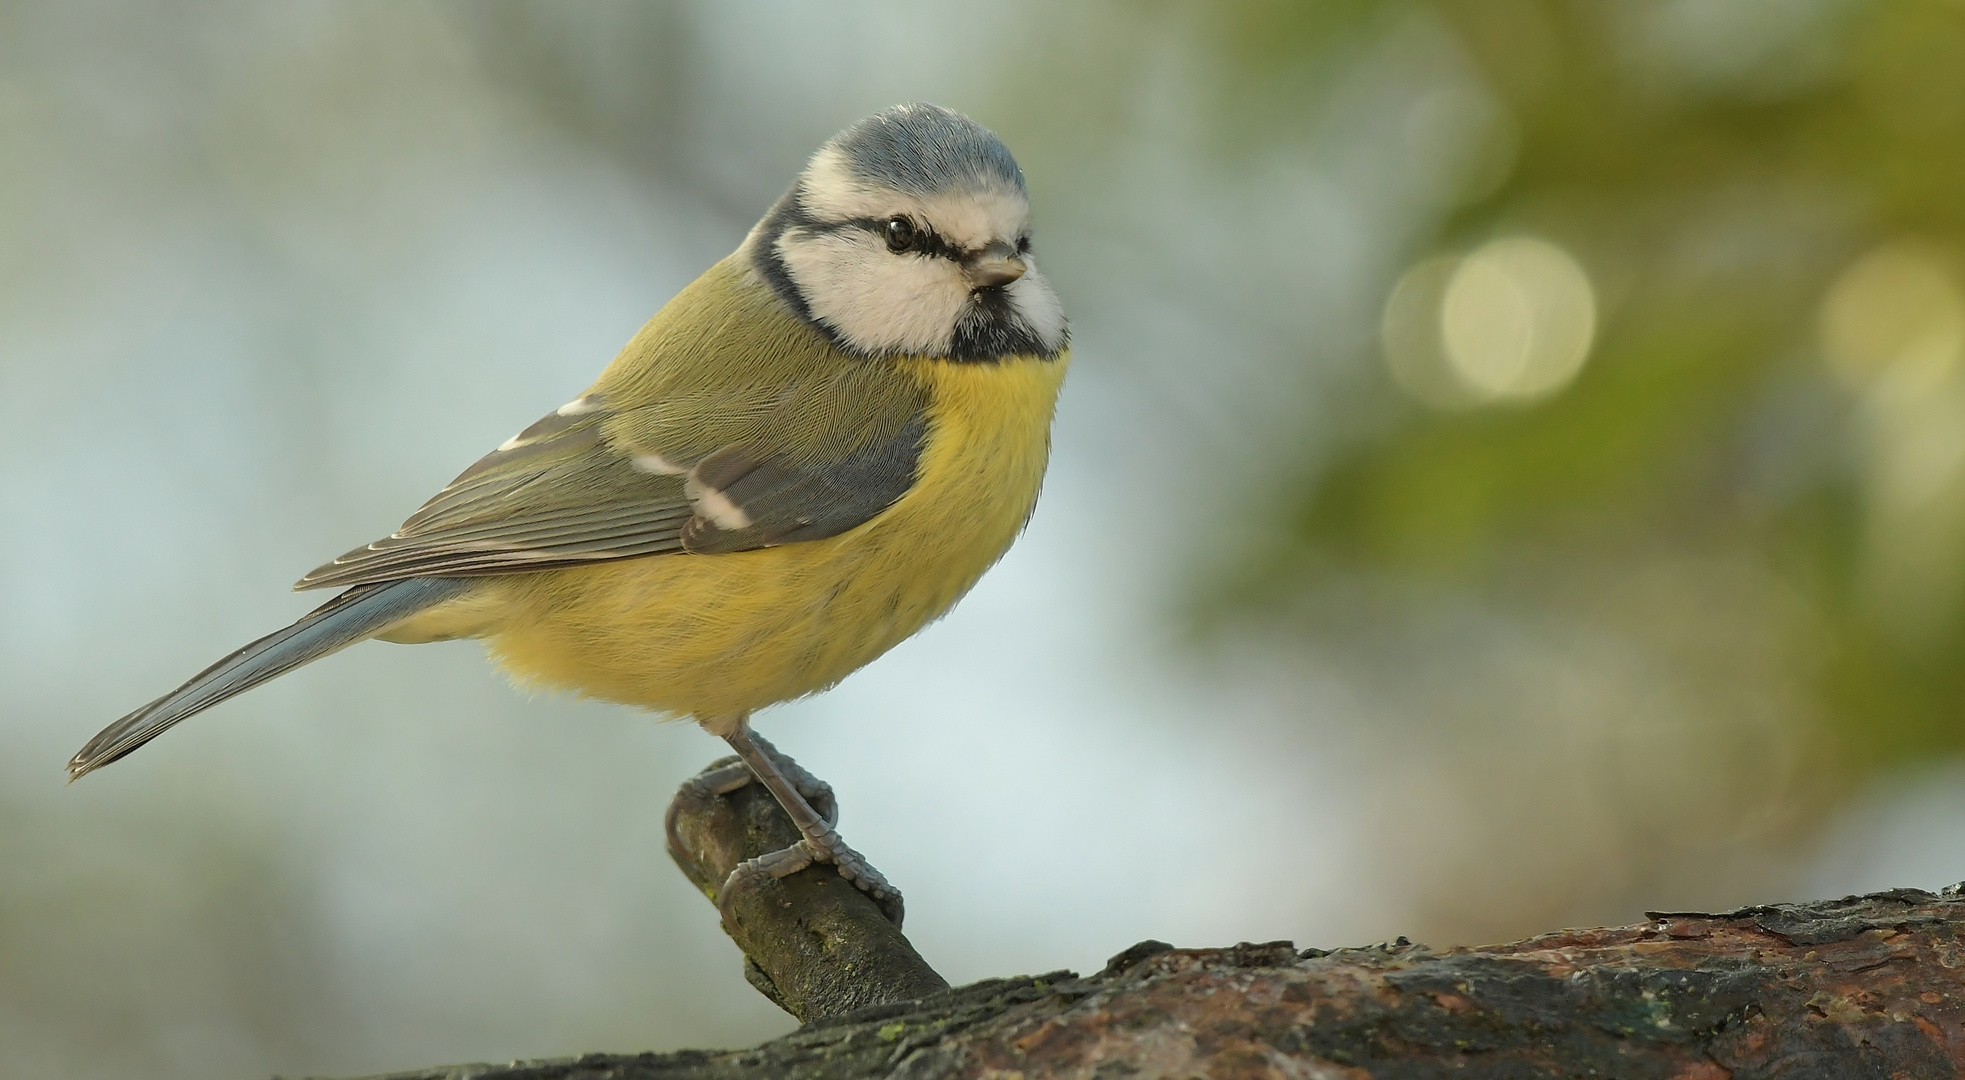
xmin=919 ymin=227 xmax=963 ymax=261
xmin=805 ymin=216 xmax=966 ymax=261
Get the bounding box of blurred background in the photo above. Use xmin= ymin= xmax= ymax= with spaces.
xmin=4 ymin=0 xmax=1965 ymax=1075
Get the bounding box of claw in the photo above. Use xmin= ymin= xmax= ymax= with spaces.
xmin=744 ymin=732 xmax=838 ymax=826
xmin=716 ymin=835 xmax=906 ymax=929
xmin=705 ymin=716 xmax=905 ymax=929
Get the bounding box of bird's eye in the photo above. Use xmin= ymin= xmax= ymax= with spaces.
xmin=884 ymin=217 xmax=917 ymax=253
xmin=1016 ymin=235 xmax=1032 ymax=255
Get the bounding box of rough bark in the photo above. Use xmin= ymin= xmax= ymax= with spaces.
xmin=332 ymin=761 xmax=1965 ymax=1080
xmin=661 ymin=754 xmax=948 ymax=1020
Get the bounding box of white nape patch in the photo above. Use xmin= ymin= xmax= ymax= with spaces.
xmin=555 ymin=395 xmax=601 ymax=417
xmin=685 ymin=475 xmax=752 ymax=531
xmin=630 ymin=451 xmax=686 ymax=476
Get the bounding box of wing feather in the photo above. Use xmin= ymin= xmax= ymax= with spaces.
xmin=295 ymin=371 xmax=928 ymax=591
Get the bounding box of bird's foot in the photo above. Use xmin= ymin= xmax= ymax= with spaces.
xmin=673 ymin=751 xmax=838 ymax=818
xmin=674 ymin=756 xmax=753 ymax=801
xmin=707 ymin=726 xmax=904 ymax=928
xmin=745 ymin=736 xmax=838 ymax=824
xmin=664 ymin=747 xmax=838 ymax=866
xmin=719 ymin=824 xmax=905 ymax=929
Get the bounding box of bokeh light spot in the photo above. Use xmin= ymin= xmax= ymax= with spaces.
xmin=1820 ymin=241 xmax=1965 ymax=643
xmin=1381 ymin=255 xmax=1471 ymax=410
xmin=1441 ymin=238 xmax=1596 ymax=402
xmin=1382 ymin=238 xmax=1596 ymax=410
xmin=1820 ymin=241 xmax=1965 ymax=392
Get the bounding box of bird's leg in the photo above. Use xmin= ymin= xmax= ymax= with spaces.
xmin=715 ymin=717 xmax=904 ymax=927
xmin=666 ymin=750 xmax=836 ymax=828
xmin=664 ymin=742 xmax=836 ymax=884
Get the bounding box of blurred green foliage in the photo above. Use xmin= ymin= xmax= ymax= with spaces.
xmin=1204 ymin=0 xmax=1965 ymax=773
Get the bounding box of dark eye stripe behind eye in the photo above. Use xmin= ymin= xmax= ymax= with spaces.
xmin=817 ymin=216 xmax=964 ymax=261
xmin=913 ymin=228 xmax=962 ymax=261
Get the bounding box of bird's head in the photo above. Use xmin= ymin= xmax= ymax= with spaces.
xmin=746 ymin=103 xmax=1068 ymax=362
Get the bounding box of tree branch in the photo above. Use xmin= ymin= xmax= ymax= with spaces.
xmin=333 ymin=759 xmax=1965 ymax=1079
xmin=661 ymin=755 xmax=947 ymax=1022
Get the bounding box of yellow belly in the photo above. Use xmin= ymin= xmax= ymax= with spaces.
xmin=449 ymin=351 xmax=1067 ymax=723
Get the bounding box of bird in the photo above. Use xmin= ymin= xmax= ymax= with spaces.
xmin=69 ymin=102 xmax=1069 ymax=923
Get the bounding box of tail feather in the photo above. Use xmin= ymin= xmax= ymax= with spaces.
xmin=69 ymin=577 xmax=468 ymax=781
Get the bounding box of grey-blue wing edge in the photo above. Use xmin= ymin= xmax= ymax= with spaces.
xmin=69 ymin=577 xmax=468 ymax=781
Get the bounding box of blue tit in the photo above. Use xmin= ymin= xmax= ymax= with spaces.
xmin=70 ymin=103 xmax=1070 ymax=918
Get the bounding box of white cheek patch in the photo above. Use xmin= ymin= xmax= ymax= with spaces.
xmin=777 ymin=229 xmax=971 ymax=355
xmin=1002 ymin=258 xmax=1069 ymax=354
xmin=685 ymin=474 xmax=753 ymax=531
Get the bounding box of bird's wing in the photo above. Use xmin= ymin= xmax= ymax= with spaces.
xmin=294 ymin=368 xmax=929 ymax=590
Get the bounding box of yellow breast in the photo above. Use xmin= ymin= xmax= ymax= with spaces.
xmin=474 ymin=351 xmax=1069 ymax=722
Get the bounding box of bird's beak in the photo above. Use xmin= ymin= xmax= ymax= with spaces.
xmin=965 ymin=242 xmax=1026 ymax=289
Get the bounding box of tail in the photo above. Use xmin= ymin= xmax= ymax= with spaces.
xmin=69 ymin=576 xmax=469 ymax=781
